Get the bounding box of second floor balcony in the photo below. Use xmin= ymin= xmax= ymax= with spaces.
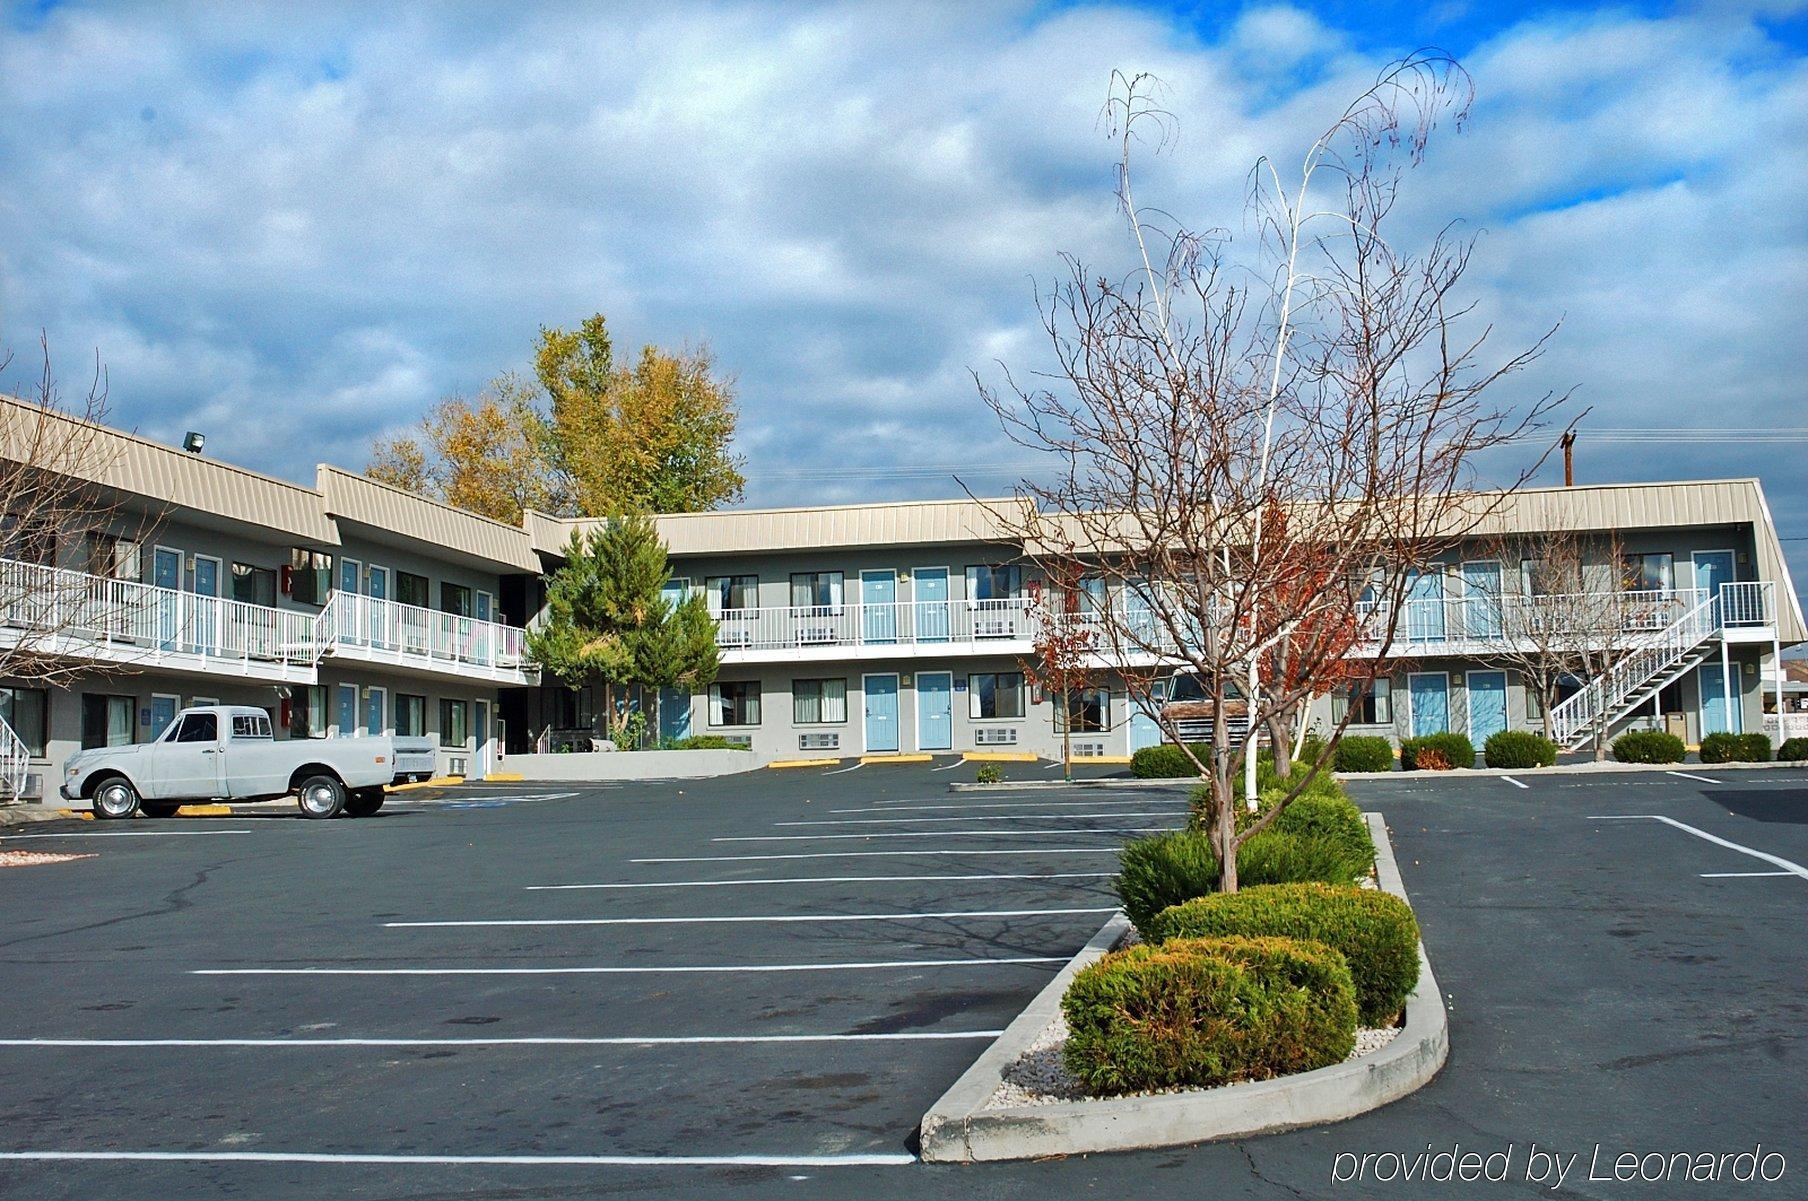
xmin=711 ymin=597 xmax=1039 ymax=662
xmin=318 ymin=590 xmax=535 ymax=685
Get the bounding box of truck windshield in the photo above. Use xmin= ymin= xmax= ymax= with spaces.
xmin=1168 ymin=675 xmax=1244 ymax=703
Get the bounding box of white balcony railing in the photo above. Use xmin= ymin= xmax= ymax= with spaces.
xmin=0 ymin=713 xmax=29 ymax=802
xmin=710 ymin=598 xmax=1037 ymax=654
xmin=319 ymin=590 xmax=528 ymax=674
xmin=0 ymin=556 xmax=317 ymax=671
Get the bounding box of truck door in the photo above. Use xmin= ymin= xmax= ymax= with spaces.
xmin=161 ymin=711 xmax=224 ymax=799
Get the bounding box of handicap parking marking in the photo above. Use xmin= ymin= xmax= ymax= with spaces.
xmin=1590 ymin=814 xmax=1808 ymax=881
xmin=383 ymin=906 xmax=1119 ymax=928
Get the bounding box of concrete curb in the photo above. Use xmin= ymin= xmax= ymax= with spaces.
xmin=917 ymin=811 xmax=1448 ymax=1162
xmin=1339 ymin=759 xmax=1808 ymax=782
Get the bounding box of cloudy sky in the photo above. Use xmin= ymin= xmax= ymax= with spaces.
xmin=2 ymin=1 xmax=1805 ymax=580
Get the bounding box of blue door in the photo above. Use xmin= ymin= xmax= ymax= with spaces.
xmin=863 ymin=674 xmax=900 ymax=753
xmin=913 ymin=568 xmax=950 ymax=642
xmin=336 ymin=684 xmax=359 ymax=736
xmin=149 ymin=694 xmax=178 ymax=741
xmin=192 ymin=556 xmax=220 ymax=654
xmin=1699 ymin=663 xmax=1741 ymax=735
xmin=862 ymin=571 xmax=897 ymax=644
xmin=1130 ymin=679 xmax=1168 ymax=751
xmin=1409 ymin=673 xmax=1450 ymax=737
xmin=153 ymin=547 xmax=181 ymax=649
xmin=1406 ymin=570 xmax=1446 ymax=642
xmin=1467 ymin=671 xmax=1507 ymax=743
xmin=917 ymin=672 xmax=953 ymax=751
xmin=363 ymin=687 xmax=386 ymax=736
xmin=1693 ymin=550 xmax=1736 ymax=624
xmin=659 ymin=687 xmax=692 ymax=741
xmin=1461 ymin=561 xmax=1503 ymax=639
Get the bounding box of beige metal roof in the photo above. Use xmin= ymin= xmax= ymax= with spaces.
xmin=0 ymin=393 xmax=338 ymax=544
xmin=317 ymin=467 xmax=539 ymax=572
xmin=531 ymin=497 xmax=1033 ymax=559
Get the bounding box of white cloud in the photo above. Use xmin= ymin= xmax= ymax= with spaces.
xmin=0 ymin=1 xmax=1804 ymax=579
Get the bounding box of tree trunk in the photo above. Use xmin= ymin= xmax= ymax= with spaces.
xmin=1061 ymin=686 xmax=1073 ymax=783
xmin=1214 ymin=766 xmax=1239 ymax=893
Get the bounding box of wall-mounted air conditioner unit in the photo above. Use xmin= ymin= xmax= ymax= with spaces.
xmin=799 ymin=732 xmax=840 ymax=751
xmin=974 ymin=727 xmax=1018 ymax=746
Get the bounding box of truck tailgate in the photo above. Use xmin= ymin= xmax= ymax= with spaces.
xmin=391 ymin=737 xmax=438 ymax=779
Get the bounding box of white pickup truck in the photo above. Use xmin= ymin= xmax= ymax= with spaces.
xmin=60 ymin=705 xmax=440 ymax=820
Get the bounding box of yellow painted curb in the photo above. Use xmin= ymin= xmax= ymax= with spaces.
xmin=1070 ymin=755 xmax=1133 ymax=765
xmin=176 ymin=804 xmax=233 ymax=816
xmin=963 ymin=752 xmax=1038 ymax=763
xmin=386 ymin=775 xmax=465 ymax=793
xmin=57 ymin=809 xmax=95 ymax=821
xmin=484 ymin=772 xmax=525 ymax=783
xmin=767 ymin=758 xmax=840 ymax=770
xmin=860 ymin=754 xmax=935 ymax=765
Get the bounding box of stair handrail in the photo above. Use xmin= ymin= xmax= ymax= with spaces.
xmin=1548 ymin=590 xmax=1719 ymax=748
xmin=0 ymin=713 xmax=30 ymax=804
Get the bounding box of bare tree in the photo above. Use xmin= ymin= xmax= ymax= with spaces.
xmin=1020 ymin=563 xmax=1104 ymax=783
xmin=980 ymin=58 xmax=1569 ymax=891
xmin=0 ymin=337 xmax=141 ymax=694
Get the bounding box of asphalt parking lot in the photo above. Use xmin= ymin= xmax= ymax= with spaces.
xmin=0 ymin=760 xmax=1803 ymax=1199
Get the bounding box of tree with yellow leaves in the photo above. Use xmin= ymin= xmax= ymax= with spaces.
xmin=368 ymin=372 xmax=565 ymax=522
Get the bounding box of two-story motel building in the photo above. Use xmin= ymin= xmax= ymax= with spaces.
xmin=1 ymin=395 xmax=1801 ymax=799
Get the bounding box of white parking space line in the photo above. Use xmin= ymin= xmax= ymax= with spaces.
xmin=0 ymin=1150 xmax=919 ymax=1167
xmin=777 ymin=812 xmax=1181 ymax=827
xmin=0 ymin=1031 xmax=1004 ymax=1048
xmin=839 ymin=797 xmax=1182 ymax=813
xmin=385 ymin=906 xmax=1118 ymax=928
xmin=1502 ymin=776 xmax=1529 ymax=790
xmin=528 ymin=872 xmax=1117 ymax=890
xmin=823 ymin=763 xmax=865 ymax=775
xmin=714 ymin=828 xmax=1168 ymax=843
xmin=634 ymin=849 xmax=1123 ymax=863
xmin=193 ymin=955 xmax=1067 ymax=976
xmin=0 ymin=830 xmax=253 ymax=839
xmin=929 ymin=760 xmax=966 ymax=772
xmin=1590 ymin=814 xmax=1808 ymax=880
xmin=1700 ymin=871 xmax=1795 ymax=878
xmin=1665 ymin=770 xmax=1720 ymax=784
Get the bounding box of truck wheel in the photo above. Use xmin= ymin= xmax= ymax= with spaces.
xmin=343 ymin=789 xmax=385 ymax=818
xmin=296 ymin=774 xmax=346 ymax=820
xmin=92 ymin=778 xmax=141 ymax=820
xmin=140 ymin=801 xmax=181 ymax=819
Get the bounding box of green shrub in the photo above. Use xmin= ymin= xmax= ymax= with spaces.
xmin=1699 ymin=732 xmax=1771 ymax=764
xmin=1483 ymin=730 xmax=1557 ymax=769
xmin=1061 ymin=935 xmax=1357 ymax=1094
xmin=1240 ymin=791 xmax=1376 ymax=879
xmin=656 ymin=734 xmax=742 ymax=750
xmin=1335 ymin=735 xmax=1395 ymax=773
xmin=1400 ymin=732 xmax=1475 ymax=770
xmin=1131 ymin=743 xmax=1211 ymax=779
xmin=974 ymin=762 xmax=1004 ymax=784
xmin=1255 ymin=754 xmax=1343 ymax=796
xmin=1114 ymin=827 xmax=1372 ymax=933
xmin=1778 ymin=737 xmax=1808 ymax=762
xmin=1611 ymin=729 xmax=1686 ymax=764
xmin=1150 ymin=883 xmax=1420 ymax=1026
xmin=1115 ymin=830 xmax=1221 ymax=932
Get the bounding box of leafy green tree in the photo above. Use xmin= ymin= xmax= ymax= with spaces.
xmin=367 ymin=372 xmax=567 ymax=522
xmin=535 ymin=314 xmax=745 ymax=514
xmin=526 ymin=513 xmax=719 ymax=746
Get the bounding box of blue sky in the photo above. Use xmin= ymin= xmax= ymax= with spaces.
xmin=2 ymin=1 xmax=1806 ymax=586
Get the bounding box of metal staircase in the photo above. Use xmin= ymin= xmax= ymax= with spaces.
xmin=0 ymin=713 xmax=30 ymax=803
xmin=1548 ymin=590 xmax=1720 ymax=751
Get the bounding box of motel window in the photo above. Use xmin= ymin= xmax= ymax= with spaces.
xmin=395 ymin=694 xmax=427 ymax=737
xmin=232 ymin=562 xmax=277 ymax=606
xmin=439 ymin=699 xmax=469 ymax=748
xmin=288 ymin=548 xmax=333 ymax=605
xmin=396 ymin=571 xmax=431 ymax=609
xmin=441 ymin=582 xmax=473 ymax=617
xmin=1332 ymin=678 xmax=1392 ymax=725
xmin=789 ymin=572 xmax=844 ymax=612
xmin=706 ymin=575 xmax=759 ymax=614
xmin=709 ymin=681 xmax=761 ymax=727
xmin=82 ymin=531 xmax=141 ymax=581
xmin=793 ymin=679 xmax=848 ymax=725
xmin=0 ymin=687 xmax=48 ymax=756
xmin=1523 ymin=677 xmax=1545 ymax=721
xmin=1 ymin=512 xmax=57 ymax=566
xmin=1057 ymin=688 xmax=1109 ymax=734
xmin=1621 ymin=552 xmax=1674 ymax=595
xmin=79 ymin=694 xmax=134 ymax=750
xmin=968 ymin=672 xmax=1025 ymax=720
xmin=965 ymin=564 xmax=1022 ymax=602
xmin=289 ymin=685 xmax=327 ymax=740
